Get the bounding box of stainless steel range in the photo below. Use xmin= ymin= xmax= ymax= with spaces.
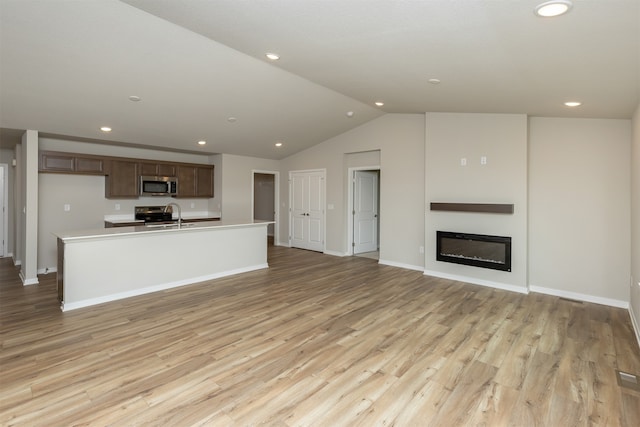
xmin=134 ymin=206 xmax=174 ymax=223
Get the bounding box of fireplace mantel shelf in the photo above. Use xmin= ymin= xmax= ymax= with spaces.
xmin=430 ymin=202 xmax=514 ymax=214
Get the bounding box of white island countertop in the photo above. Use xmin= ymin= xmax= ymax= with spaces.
xmin=54 ymin=219 xmax=274 ymax=311
xmin=55 ymin=219 xmax=272 ymax=241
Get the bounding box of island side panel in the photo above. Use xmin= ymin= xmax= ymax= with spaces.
xmin=61 ymin=224 xmax=268 ymax=310
xmin=57 ymin=237 xmax=64 ymax=302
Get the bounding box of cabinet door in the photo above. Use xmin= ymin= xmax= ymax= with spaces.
xmin=139 ymin=162 xmax=176 ymax=177
xmin=139 ymin=162 xmax=158 ymax=176
xmin=40 ymin=151 xmax=104 ymax=174
xmin=157 ymin=163 xmax=176 ymax=176
xmin=105 ymin=160 xmax=139 ymax=198
xmin=175 ymin=165 xmax=213 ymax=198
xmin=40 ymin=152 xmax=75 ymax=172
xmin=75 ymin=156 xmax=104 ymax=174
xmin=196 ymin=166 xmax=214 ymax=197
xmin=176 ymin=165 xmax=197 ymax=197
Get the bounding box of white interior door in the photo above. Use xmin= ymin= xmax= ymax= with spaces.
xmin=353 ymin=170 xmax=378 ymax=254
xmin=290 ymin=170 xmax=325 ymax=252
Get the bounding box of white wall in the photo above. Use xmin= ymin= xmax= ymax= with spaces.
xmin=280 ymin=114 xmax=425 ymax=269
xmin=630 ymin=104 xmax=640 ymax=341
xmin=209 ymin=153 xmax=222 ymax=216
xmin=424 ymin=113 xmax=529 ymax=292
xmin=218 ymin=153 xmax=281 ymax=231
xmin=38 ymin=174 xmax=105 ymax=272
xmin=529 ymin=117 xmax=631 ymax=306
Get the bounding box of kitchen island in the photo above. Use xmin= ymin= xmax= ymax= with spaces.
xmin=54 ymin=219 xmax=272 ymax=311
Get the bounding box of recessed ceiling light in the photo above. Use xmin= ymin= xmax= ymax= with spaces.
xmin=275 ymin=142 xmax=283 ymax=147
xmin=128 ymin=95 xmax=141 ymax=102
xmin=265 ymin=53 xmax=280 ymax=61
xmin=564 ymin=101 xmax=582 ymax=107
xmin=100 ymin=126 xmax=112 ymax=132
xmin=374 ymin=101 xmax=384 ymax=107
xmin=227 ymin=117 xmax=237 ymax=123
xmin=428 ymin=78 xmax=441 ymax=84
xmin=197 ymin=140 xmax=207 ymax=145
xmin=535 ymin=1 xmax=572 ymax=17
xmin=346 ymin=111 xmax=355 ymax=118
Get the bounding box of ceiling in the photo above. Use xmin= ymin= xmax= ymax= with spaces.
xmin=1 ymin=0 xmax=638 ymax=158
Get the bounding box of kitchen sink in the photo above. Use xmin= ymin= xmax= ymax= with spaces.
xmin=145 ymin=222 xmax=196 ymax=229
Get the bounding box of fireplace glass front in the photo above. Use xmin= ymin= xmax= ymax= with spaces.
xmin=436 ymin=231 xmax=511 ymax=272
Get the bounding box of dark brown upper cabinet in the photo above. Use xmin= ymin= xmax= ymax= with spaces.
xmin=105 ymin=160 xmax=139 ymax=199
xmin=139 ymin=162 xmax=176 ymax=177
xmin=175 ymin=165 xmax=214 ymax=198
xmin=39 ymin=151 xmax=105 ymax=175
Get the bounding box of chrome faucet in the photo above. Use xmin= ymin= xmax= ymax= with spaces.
xmin=164 ymin=202 xmax=182 ymax=226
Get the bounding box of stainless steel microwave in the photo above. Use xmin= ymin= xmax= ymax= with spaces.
xmin=140 ymin=176 xmax=178 ymax=196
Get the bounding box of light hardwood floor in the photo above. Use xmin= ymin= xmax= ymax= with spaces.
xmin=1 ymin=246 xmax=639 ymax=426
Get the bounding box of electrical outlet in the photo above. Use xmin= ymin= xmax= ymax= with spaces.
xmin=190 ymin=203 xmax=195 ymax=208
xmin=115 ymin=203 xmax=121 ymax=211
xmin=460 ymin=158 xmax=467 ymax=166
xmin=64 ymin=204 xmax=71 ymax=212
xmin=481 ymin=156 xmax=487 ymax=165
xmin=419 ymin=246 xmax=424 ymax=254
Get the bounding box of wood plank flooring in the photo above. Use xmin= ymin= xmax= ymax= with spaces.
xmin=1 ymin=246 xmax=639 ymax=426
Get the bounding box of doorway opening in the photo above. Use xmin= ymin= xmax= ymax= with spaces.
xmin=347 ymin=167 xmax=380 ymax=259
xmin=252 ymin=170 xmax=279 ymax=246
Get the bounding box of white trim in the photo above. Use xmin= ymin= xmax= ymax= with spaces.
xmin=380 ymin=259 xmax=424 ymax=272
xmin=61 ymin=263 xmax=268 ymax=312
xmin=529 ymin=285 xmax=629 ymax=309
xmin=251 ymin=169 xmax=280 ymax=245
xmin=0 ymin=164 xmax=7 ymax=258
xmin=629 ymin=304 xmax=640 ymax=352
xmin=324 ymin=249 xmax=348 ymax=257
xmin=423 ymin=269 xmax=528 ymax=294
xmin=19 ymin=271 xmax=38 ymax=286
xmin=37 ymin=267 xmax=57 ymax=275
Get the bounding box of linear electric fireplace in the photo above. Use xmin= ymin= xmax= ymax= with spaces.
xmin=437 ymin=231 xmax=511 ymax=272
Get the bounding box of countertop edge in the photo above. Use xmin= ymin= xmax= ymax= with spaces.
xmin=55 ymin=220 xmax=274 ymax=242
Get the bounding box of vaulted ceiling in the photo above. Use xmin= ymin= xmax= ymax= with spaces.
xmin=1 ymin=0 xmax=638 ymax=159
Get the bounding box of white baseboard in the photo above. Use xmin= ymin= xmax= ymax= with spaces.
xmin=529 ymin=285 xmax=629 ymax=309
xmin=629 ymin=304 xmax=640 ymax=352
xmin=423 ymin=269 xmax=529 ymax=294
xmin=19 ymin=271 xmax=39 ymax=286
xmin=380 ymin=259 xmax=424 ymax=272
xmin=37 ymin=267 xmax=57 ymax=275
xmin=61 ymin=263 xmax=269 ymax=312
xmin=324 ymin=249 xmax=348 ymax=257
